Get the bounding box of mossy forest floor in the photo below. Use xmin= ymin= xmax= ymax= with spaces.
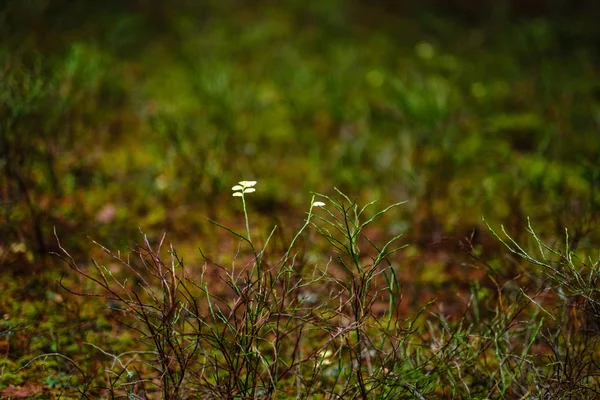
xmin=2 ymin=1 xmax=600 ymax=398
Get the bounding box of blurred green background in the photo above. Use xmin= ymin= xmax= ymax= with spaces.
xmin=2 ymin=0 xmax=600 ymax=270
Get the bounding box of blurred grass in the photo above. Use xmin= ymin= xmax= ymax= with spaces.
xmin=1 ymin=0 xmax=600 ymax=396
xmin=2 ymin=1 xmax=599 ymax=265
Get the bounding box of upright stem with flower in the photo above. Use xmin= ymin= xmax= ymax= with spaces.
xmin=232 ymin=180 xmax=258 ymax=257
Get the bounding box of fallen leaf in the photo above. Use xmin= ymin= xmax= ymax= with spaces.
xmin=0 ymin=382 xmax=44 ymax=398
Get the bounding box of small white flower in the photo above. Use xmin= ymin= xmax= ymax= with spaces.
xmin=239 ymin=181 xmax=257 ymax=188
xmin=232 ymin=180 xmax=258 ymax=197
xmin=313 ymin=201 xmax=326 ymax=207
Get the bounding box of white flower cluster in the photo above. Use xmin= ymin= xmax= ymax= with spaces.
xmin=232 ymin=181 xmax=257 ymax=197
